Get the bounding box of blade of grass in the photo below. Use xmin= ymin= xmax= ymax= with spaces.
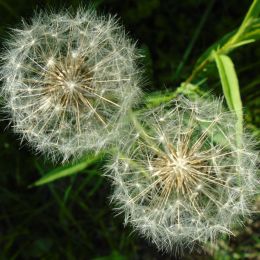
xmin=33 ymin=161 xmax=94 ymax=251
xmin=30 ymin=152 xmax=104 ymax=187
xmin=173 ymin=0 xmax=215 ymax=81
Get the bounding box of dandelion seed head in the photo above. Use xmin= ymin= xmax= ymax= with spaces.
xmin=108 ymin=96 xmax=259 ymax=253
xmin=0 ymin=8 xmax=142 ymax=162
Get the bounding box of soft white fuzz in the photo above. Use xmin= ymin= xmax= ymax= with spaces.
xmin=1 ymin=8 xmax=142 ymax=162
xmin=108 ymin=96 xmax=258 ymax=253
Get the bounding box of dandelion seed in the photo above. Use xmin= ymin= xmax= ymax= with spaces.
xmin=0 ymin=8 xmax=142 ymax=162
xmin=108 ymin=96 xmax=259 ymax=253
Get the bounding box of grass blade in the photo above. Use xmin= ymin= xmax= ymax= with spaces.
xmin=30 ymin=153 xmax=104 ymax=187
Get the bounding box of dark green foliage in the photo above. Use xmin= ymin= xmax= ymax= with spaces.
xmin=0 ymin=0 xmax=259 ymax=259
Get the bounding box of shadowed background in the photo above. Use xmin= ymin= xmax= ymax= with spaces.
xmin=0 ymin=0 xmax=259 ymax=259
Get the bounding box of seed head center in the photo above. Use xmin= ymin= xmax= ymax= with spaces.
xmin=174 ymin=157 xmax=187 ymax=170
xmin=44 ymin=54 xmax=95 ymax=109
xmin=151 ymin=150 xmax=204 ymax=195
xmin=65 ymin=80 xmax=77 ymax=93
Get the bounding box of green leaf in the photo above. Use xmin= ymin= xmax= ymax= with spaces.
xmin=243 ymin=18 xmax=260 ymax=41
xmin=241 ymin=0 xmax=260 ymax=26
xmin=30 ymin=153 xmax=104 ymax=187
xmin=214 ymin=53 xmax=243 ymax=143
xmin=229 ymin=0 xmax=260 ymax=44
xmin=214 ymin=53 xmax=242 ymax=114
xmin=195 ymin=1 xmax=260 ymax=68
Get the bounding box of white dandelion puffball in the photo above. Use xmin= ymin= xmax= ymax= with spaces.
xmin=0 ymin=8 xmax=142 ymax=162
xmin=108 ymin=96 xmax=258 ymax=253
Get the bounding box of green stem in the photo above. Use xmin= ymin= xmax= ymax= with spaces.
xmin=184 ymin=0 xmax=260 ymax=86
xmin=129 ymin=111 xmax=165 ymax=157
